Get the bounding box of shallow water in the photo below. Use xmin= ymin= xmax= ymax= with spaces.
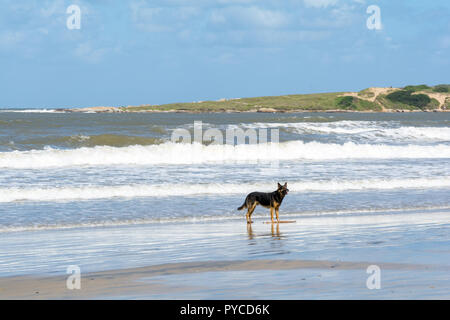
xmin=0 ymin=208 xmax=449 ymax=282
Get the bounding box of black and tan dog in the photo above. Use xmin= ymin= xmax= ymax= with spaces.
xmin=238 ymin=182 xmax=289 ymax=224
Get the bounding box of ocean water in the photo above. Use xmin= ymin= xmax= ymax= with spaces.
xmin=0 ymin=111 xmax=449 ymax=278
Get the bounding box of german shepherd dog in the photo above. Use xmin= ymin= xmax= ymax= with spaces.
xmin=238 ymin=182 xmax=289 ymax=224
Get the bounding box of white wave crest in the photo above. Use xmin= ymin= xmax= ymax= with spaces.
xmin=0 ymin=141 xmax=450 ymax=169
xmin=1 ymin=177 xmax=450 ymax=202
xmin=0 ymin=109 xmax=63 ymax=113
xmin=242 ymin=121 xmax=450 ymax=142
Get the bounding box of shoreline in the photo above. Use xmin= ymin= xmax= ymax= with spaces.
xmin=58 ymin=108 xmax=450 ymax=114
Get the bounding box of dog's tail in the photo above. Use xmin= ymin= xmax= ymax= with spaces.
xmin=237 ymin=203 xmax=247 ymax=211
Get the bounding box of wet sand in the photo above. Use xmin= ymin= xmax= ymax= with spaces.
xmin=1 ymin=259 xmax=445 ymax=299
xmin=1 ymin=208 xmax=449 ymax=299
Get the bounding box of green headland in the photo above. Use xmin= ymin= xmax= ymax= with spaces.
xmin=68 ymin=84 xmax=450 ymax=113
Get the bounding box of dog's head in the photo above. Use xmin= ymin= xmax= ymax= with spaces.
xmin=277 ymin=182 xmax=289 ymax=196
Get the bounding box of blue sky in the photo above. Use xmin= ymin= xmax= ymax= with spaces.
xmin=0 ymin=0 xmax=449 ymax=109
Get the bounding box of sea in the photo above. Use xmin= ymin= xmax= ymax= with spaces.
xmin=0 ymin=110 xmax=449 ymax=284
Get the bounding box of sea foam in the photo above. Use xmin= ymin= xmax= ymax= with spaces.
xmin=0 ymin=141 xmax=450 ymax=168
xmin=1 ymin=177 xmax=450 ymax=202
xmin=241 ymin=121 xmax=450 ymax=142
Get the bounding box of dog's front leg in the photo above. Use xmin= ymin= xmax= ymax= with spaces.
xmin=270 ymin=207 xmax=274 ymax=222
xmin=275 ymin=208 xmax=280 ymax=223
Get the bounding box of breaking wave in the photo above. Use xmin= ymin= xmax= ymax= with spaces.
xmin=1 ymin=177 xmax=450 ymax=202
xmin=1 ymin=141 xmax=450 ymax=168
xmin=240 ymin=121 xmax=450 ymax=142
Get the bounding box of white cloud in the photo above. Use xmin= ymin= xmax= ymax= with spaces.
xmin=39 ymin=0 xmax=65 ymax=18
xmin=303 ymin=0 xmax=338 ymax=8
xmin=243 ymin=6 xmax=288 ymax=28
xmin=130 ymin=1 xmax=202 ymax=32
xmin=302 ymin=0 xmax=365 ymax=8
xmin=209 ymin=6 xmax=289 ymax=28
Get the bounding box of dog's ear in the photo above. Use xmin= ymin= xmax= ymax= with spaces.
xmin=277 ymin=182 xmax=282 ymax=188
xmin=284 ymin=182 xmax=287 ymax=187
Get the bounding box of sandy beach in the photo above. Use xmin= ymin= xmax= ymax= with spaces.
xmin=2 ymin=258 xmax=447 ymax=300
xmin=1 ymin=208 xmax=449 ymax=300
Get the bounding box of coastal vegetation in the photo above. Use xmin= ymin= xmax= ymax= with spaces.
xmin=433 ymin=84 xmax=450 ymax=93
xmin=384 ymin=90 xmax=436 ymax=110
xmin=69 ymin=84 xmax=450 ymax=113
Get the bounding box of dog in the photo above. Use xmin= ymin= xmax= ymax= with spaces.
xmin=237 ymin=182 xmax=289 ymax=224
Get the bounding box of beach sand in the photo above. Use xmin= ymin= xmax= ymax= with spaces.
xmin=1 ymin=208 xmax=449 ymax=299
xmin=1 ymin=259 xmax=448 ymax=300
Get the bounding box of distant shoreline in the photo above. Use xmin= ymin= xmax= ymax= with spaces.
xmin=57 ymin=85 xmax=450 ymax=114
xmin=59 ymin=108 xmax=450 ymax=114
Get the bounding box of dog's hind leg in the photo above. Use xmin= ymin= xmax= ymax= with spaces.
xmin=246 ymin=202 xmax=257 ymax=224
